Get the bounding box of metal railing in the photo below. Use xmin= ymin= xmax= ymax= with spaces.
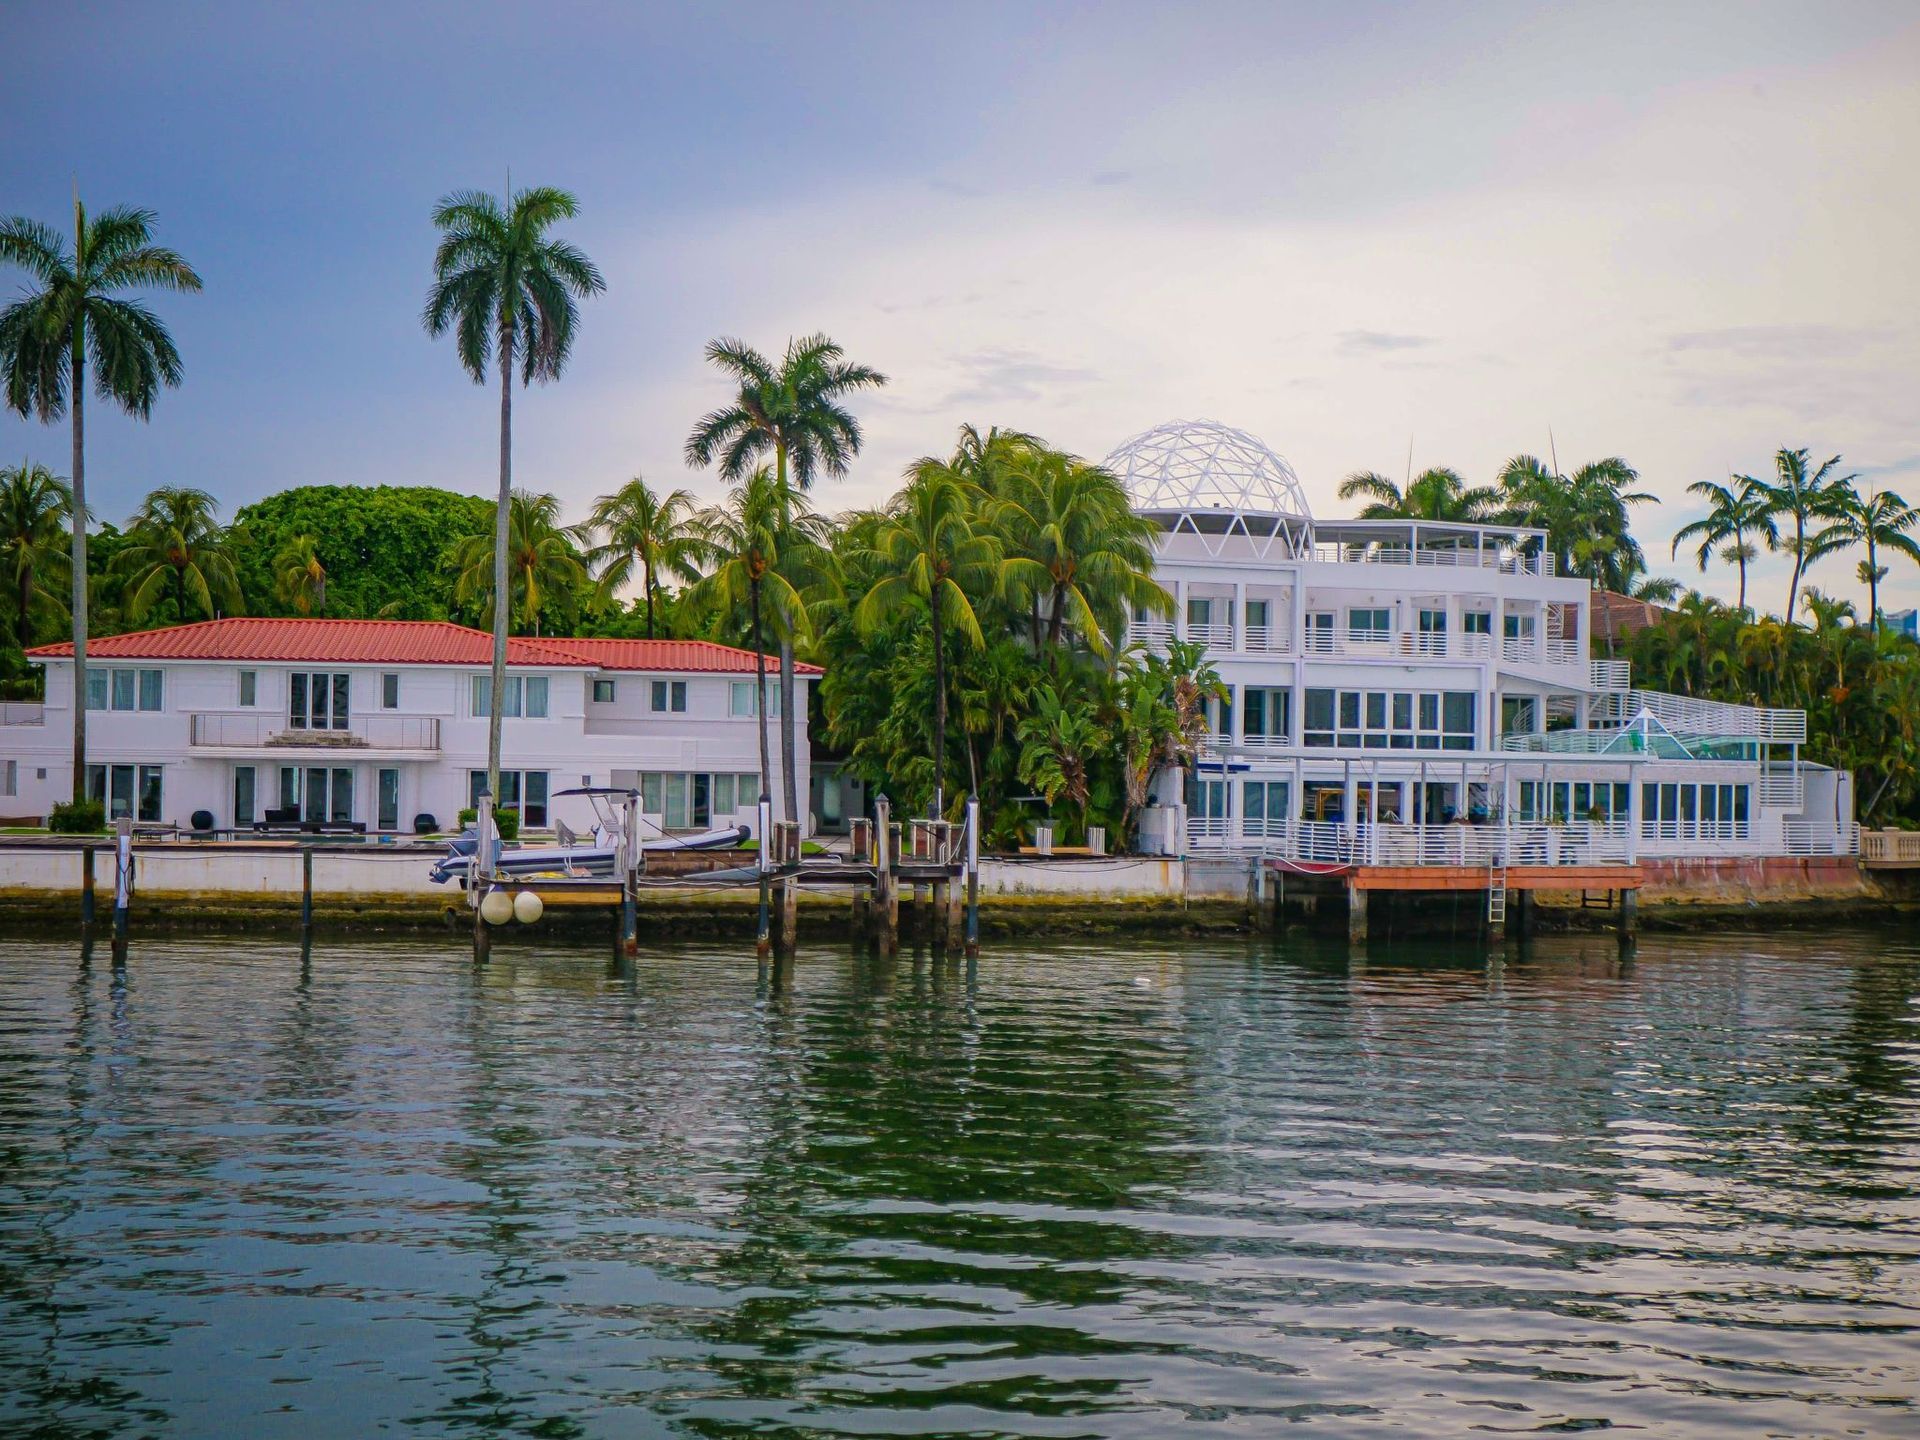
xmin=188 ymin=712 xmax=442 ymax=750
xmin=1783 ymin=820 xmax=1859 ymax=857
xmin=0 ymin=702 xmax=44 ymax=726
xmin=1242 ymin=623 xmax=1288 ymax=653
xmin=1590 ymin=658 xmax=1631 ymax=690
xmin=1758 ymin=768 xmax=1805 ymax=808
xmin=1130 ymin=619 xmax=1175 ymax=649
xmin=1187 ymin=817 xmax=1614 ymax=867
xmin=1186 ymin=621 xmax=1234 ymax=649
xmin=1304 ymin=544 xmax=1555 ymax=576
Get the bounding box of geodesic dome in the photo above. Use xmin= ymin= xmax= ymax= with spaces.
xmin=1103 ymin=420 xmax=1313 ymax=557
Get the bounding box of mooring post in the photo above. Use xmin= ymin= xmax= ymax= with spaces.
xmin=1346 ymin=879 xmax=1368 ymax=945
xmin=81 ymin=844 xmax=96 ymax=931
xmin=112 ymin=815 xmax=133 ymax=944
xmin=301 ymin=847 xmax=314 ymax=935
xmin=1247 ymin=858 xmax=1271 ymax=933
xmin=943 ymin=821 xmax=963 ymax=950
xmin=756 ymin=794 xmax=773 ymax=959
xmin=874 ymin=793 xmax=897 ymax=955
xmin=472 ymin=790 xmax=493 ymax=961
xmin=1617 ymin=887 xmax=1638 ymax=942
xmin=776 ymin=820 xmax=800 ymax=954
xmin=621 ymin=789 xmax=640 ymax=957
xmin=849 ymin=817 xmax=871 ymax=940
xmin=964 ymin=794 xmax=980 ymax=959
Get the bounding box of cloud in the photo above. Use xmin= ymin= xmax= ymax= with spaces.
xmin=1665 ymin=324 xmax=1895 ymax=359
xmin=1339 ymin=330 xmax=1434 ymax=353
xmin=932 ymin=347 xmax=1102 ymax=410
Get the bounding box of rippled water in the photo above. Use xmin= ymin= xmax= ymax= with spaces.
xmin=1 ymin=930 xmax=1917 ymax=1437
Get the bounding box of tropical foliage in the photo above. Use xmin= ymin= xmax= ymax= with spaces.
xmin=114 ymin=486 xmax=244 ymax=622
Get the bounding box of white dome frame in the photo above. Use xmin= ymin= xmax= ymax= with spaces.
xmin=1103 ymin=419 xmax=1313 ymax=559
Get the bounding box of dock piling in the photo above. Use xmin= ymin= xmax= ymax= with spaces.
xmin=81 ymin=845 xmax=96 ymax=931
xmin=301 ymin=848 xmax=314 ymax=935
xmin=112 ymin=816 xmax=132 ymax=944
xmin=756 ymin=794 xmax=772 ymax=959
xmin=874 ymin=794 xmax=898 ymax=954
xmin=964 ymin=795 xmax=980 ymax=958
xmin=620 ymin=790 xmax=639 ymax=957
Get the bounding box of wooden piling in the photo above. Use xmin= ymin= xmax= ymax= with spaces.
xmin=301 ymin=848 xmax=314 ymax=934
xmin=756 ymin=794 xmax=772 ymax=959
xmin=1345 ymin=881 xmax=1369 ymax=944
xmin=112 ymin=816 xmax=132 ymax=944
xmin=874 ymin=795 xmax=898 ymax=955
xmin=620 ymin=790 xmax=639 ymax=957
xmin=81 ymin=845 xmax=96 ymax=930
xmin=964 ymin=795 xmax=980 ymax=958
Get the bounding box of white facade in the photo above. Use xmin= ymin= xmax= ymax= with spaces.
xmin=0 ymin=624 xmax=810 ymax=839
xmin=1108 ymin=421 xmax=1857 ymax=863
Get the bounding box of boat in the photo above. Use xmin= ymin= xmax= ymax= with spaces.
xmin=427 ymin=786 xmax=748 ymax=886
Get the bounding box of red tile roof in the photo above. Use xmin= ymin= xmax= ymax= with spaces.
xmin=27 ymin=618 xmax=816 ymax=674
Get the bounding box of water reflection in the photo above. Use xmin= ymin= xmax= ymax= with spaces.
xmin=0 ymin=930 xmax=1914 ymax=1437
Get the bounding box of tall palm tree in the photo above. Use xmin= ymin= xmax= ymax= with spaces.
xmin=445 ymin=490 xmax=589 ymax=635
xmin=1825 ymin=483 xmax=1920 ymax=632
xmin=685 ymin=333 xmax=886 ymax=824
xmin=0 ymin=460 xmax=73 ymax=655
xmin=990 ymin=445 xmax=1168 ymax=655
xmin=424 ymin=184 xmax=604 ymax=805
xmin=273 ymin=532 xmax=328 ymax=615
xmin=1671 ymin=474 xmax=1776 ymax=614
xmin=0 ymin=199 xmax=201 ymax=802
xmin=117 ymin=486 xmax=244 ymax=622
xmin=1749 ymin=448 xmax=1851 ymax=622
xmin=1016 ymin=684 xmax=1107 ymax=841
xmin=1498 ymin=454 xmax=1654 ymax=592
xmin=585 ymin=476 xmax=710 ymax=638
xmin=1337 ymin=466 xmax=1500 ymax=522
xmin=689 ymin=469 xmax=813 ymax=818
xmin=855 ymin=464 xmax=1005 ymax=814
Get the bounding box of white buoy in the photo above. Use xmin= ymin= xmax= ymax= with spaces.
xmin=513 ymin=889 xmax=544 ymax=924
xmin=479 ymin=888 xmax=514 ymax=926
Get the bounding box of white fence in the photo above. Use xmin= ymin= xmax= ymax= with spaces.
xmin=1303 ymin=544 xmax=1555 ymax=576
xmin=1190 ymin=818 xmax=1617 ymax=867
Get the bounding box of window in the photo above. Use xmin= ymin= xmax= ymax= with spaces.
xmin=239 ymin=670 xmax=257 ymax=707
xmin=1241 ymin=688 xmax=1291 ymax=740
xmin=471 ymin=675 xmax=549 ymax=718
xmin=638 ymin=772 xmax=752 ymax=827
xmin=378 ymin=768 xmax=399 ymax=831
xmin=1187 ymin=596 xmax=1215 ymax=627
xmin=86 ymin=764 xmax=161 ymax=821
xmin=1504 ymin=612 xmax=1536 ymax=639
xmin=1348 ymin=608 xmax=1391 ymax=637
xmin=1245 ymin=599 xmax=1269 ymax=629
xmin=1304 ymin=688 xmax=1476 ymax=750
xmin=290 ymin=672 xmax=350 ymax=730
xmin=728 ymin=681 xmax=781 ymax=717
xmin=234 ymin=766 xmax=256 ymax=827
xmin=651 ymin=679 xmax=687 ymax=713
xmin=1546 ymin=781 xmax=1631 ymax=822
xmin=1418 ymin=608 xmax=1447 ymax=634
xmin=1501 ymin=695 xmax=1540 ymax=735
xmin=85 ymin=671 xmax=163 ymax=714
xmin=1 ymin=759 xmax=15 ymax=797
xmin=1185 ymin=775 xmax=1230 ymax=825
xmin=1640 ymin=782 xmax=1750 ymax=839
xmin=381 ymin=673 xmax=400 ymax=710
xmin=112 ymin=670 xmax=135 ymax=711
xmin=468 ymin=770 xmax=550 ymax=827
xmin=280 ymin=766 xmax=355 ymax=823
xmin=138 ymin=670 xmax=162 ymax=712
xmin=1463 ymin=611 xmax=1492 ymax=634
xmin=592 ymin=678 xmax=616 ymax=703
xmin=1304 ymin=612 xmax=1335 ymax=651
xmin=1242 ymin=780 xmax=1289 ymax=836
xmin=86 ymin=670 xmax=107 ymax=710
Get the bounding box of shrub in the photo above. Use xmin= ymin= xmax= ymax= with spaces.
xmin=456 ymin=805 xmax=519 ymax=841
xmin=48 ymin=799 xmax=106 ymax=834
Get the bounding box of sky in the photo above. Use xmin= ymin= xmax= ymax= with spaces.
xmin=4 ymin=0 xmax=1918 ymax=614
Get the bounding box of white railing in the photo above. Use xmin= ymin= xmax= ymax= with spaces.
xmin=1590 ymin=658 xmax=1631 ymax=690
xmin=0 ymin=702 xmax=44 ymax=726
xmin=188 ymin=712 xmax=442 ymax=750
xmin=1288 ymin=628 xmax=1586 ymax=669
xmin=1242 ymin=624 xmax=1288 ymax=653
xmin=1189 ymin=817 xmax=1612 ymax=867
xmin=1758 ymin=768 xmax=1804 ymax=809
xmin=1861 ymin=830 xmax=1920 ymax=863
xmin=1501 ymin=636 xmax=1582 ymax=668
xmin=1638 ymin=819 xmax=1751 ymax=844
xmin=1305 ymin=544 xmax=1555 ymax=577
xmin=1187 ymin=622 xmax=1234 ymax=649
xmin=1783 ymin=820 xmax=1859 ymax=856
xmin=1622 ymin=690 xmax=1806 ymax=745
xmin=1129 ymin=619 xmax=1175 ymax=650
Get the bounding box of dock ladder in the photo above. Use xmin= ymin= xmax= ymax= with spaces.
xmin=1487 ymin=859 xmax=1508 ymax=926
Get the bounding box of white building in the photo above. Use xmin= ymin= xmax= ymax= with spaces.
xmin=1110 ymin=421 xmax=1856 ymax=863
xmin=0 ymin=618 xmax=815 ymax=839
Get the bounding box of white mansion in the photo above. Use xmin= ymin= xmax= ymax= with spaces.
xmin=0 ymin=621 xmax=816 ymax=839
xmin=1107 ymin=422 xmax=1854 ymax=863
xmin=0 ymin=421 xmax=1858 ymax=861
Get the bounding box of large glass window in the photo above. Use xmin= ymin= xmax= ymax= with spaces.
xmin=470 ymin=675 xmax=549 ymax=718
xmin=1242 ymin=780 xmax=1290 ymax=836
xmin=638 ymin=772 xmax=754 ymax=827
xmin=86 ymin=764 xmax=161 ymax=821
xmin=235 ymin=766 xmax=256 ymax=827
xmin=651 ymin=679 xmax=688 ymax=712
xmin=728 ymin=681 xmax=781 ymax=717
xmin=86 ymin=670 xmax=107 ymax=710
xmin=1464 ymin=611 xmax=1492 ymax=634
xmin=378 ymin=768 xmax=399 ymax=831
xmin=1241 ymin=688 xmax=1291 ymax=740
xmin=112 ymin=670 xmax=135 ymax=711
xmin=1348 ymin=608 xmax=1390 ymax=637
xmin=467 ymin=769 xmax=550 ymax=827
xmin=1304 ymin=688 xmax=1476 ymax=749
xmin=291 ymin=672 xmax=350 ymax=730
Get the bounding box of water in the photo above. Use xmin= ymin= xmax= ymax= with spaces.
xmin=1 ymin=931 xmax=1917 ymax=1438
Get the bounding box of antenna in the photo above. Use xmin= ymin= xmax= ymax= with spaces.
xmin=1405 ymin=433 xmax=1414 ymax=490
xmin=1548 ymin=426 xmax=1560 ymax=480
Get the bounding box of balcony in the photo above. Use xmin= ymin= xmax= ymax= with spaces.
xmin=0 ymin=702 xmax=44 ymax=726
xmin=188 ymin=712 xmax=441 ymax=753
xmin=1304 ymin=543 xmax=1556 ymax=577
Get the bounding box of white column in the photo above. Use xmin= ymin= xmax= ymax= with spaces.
xmin=1173 ymin=577 xmax=1188 ymax=640
xmin=1233 ymin=579 xmax=1246 ymax=652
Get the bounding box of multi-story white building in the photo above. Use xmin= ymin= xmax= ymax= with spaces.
xmin=1108 ymin=422 xmax=1855 ymax=863
xmin=0 ymin=618 xmax=815 ymax=839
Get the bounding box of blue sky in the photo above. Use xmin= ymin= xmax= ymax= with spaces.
xmin=5 ymin=1 xmax=1918 ymax=612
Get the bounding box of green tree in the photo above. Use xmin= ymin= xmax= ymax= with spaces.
xmin=1750 ymin=447 xmax=1852 ymax=622
xmin=855 ymin=464 xmax=1005 ymax=814
xmin=445 ymin=490 xmax=589 ymax=635
xmin=1670 ymin=474 xmax=1777 ymax=614
xmin=272 ymin=532 xmax=327 ymax=615
xmin=424 ymin=184 xmax=604 ymax=805
xmin=0 ymin=460 xmax=73 ymax=663
xmin=1017 ymin=684 xmax=1107 ymax=839
xmin=586 ymin=476 xmax=711 ymax=638
xmin=117 ymin=486 xmax=244 ymax=623
xmin=1826 ymin=483 xmax=1920 ymax=633
xmin=690 ymin=469 xmax=818 ymax=814
xmin=685 ymin=333 xmax=886 ymax=824
xmin=1498 ymin=454 xmax=1654 ymax=592
xmin=0 ymin=199 xmax=201 ymax=801
xmin=991 ymin=446 xmax=1168 ymax=655
xmin=1337 ymin=466 xmax=1500 ymax=522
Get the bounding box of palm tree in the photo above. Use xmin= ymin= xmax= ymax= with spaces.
xmin=689 ymin=468 xmax=813 ymax=818
xmin=0 ymin=460 xmax=73 ymax=656
xmin=586 ymin=476 xmax=710 ymax=638
xmin=1800 ymin=587 xmax=1856 ymax=634
xmin=424 ymin=184 xmax=604 ymax=806
xmin=1016 ymin=684 xmax=1106 ymax=840
xmin=0 ymin=199 xmax=201 ymax=803
xmin=990 ymin=445 xmax=1168 ymax=655
xmin=855 ymin=464 xmax=1005 ymax=815
xmin=117 ymin=486 xmax=244 ymax=622
xmin=1671 ymin=474 xmax=1776 ymax=614
xmin=1825 ymin=483 xmax=1920 ymax=632
xmin=1498 ymin=454 xmax=1655 ymax=592
xmin=685 ymin=333 xmax=886 ymax=824
xmin=1337 ymin=466 xmax=1500 ymax=522
xmin=1750 ymin=448 xmax=1852 ymax=622
xmin=273 ymin=532 xmax=328 ymax=615
xmin=445 ymin=490 xmax=589 ymax=635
